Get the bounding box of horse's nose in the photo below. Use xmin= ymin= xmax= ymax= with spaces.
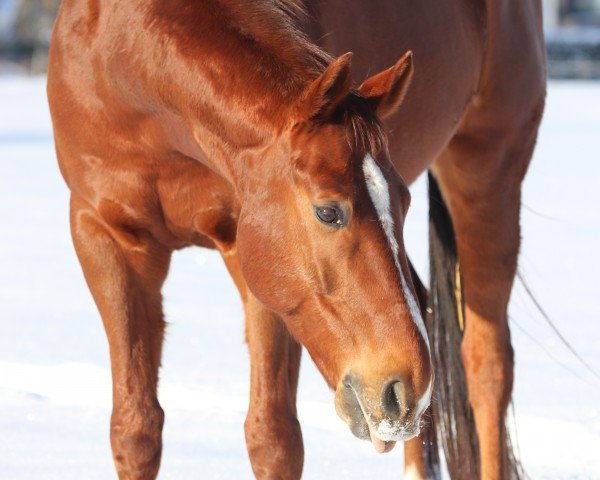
xmin=345 ymin=372 xmax=415 ymax=423
xmin=344 ymin=373 xmax=430 ymax=426
xmin=336 ymin=371 xmax=431 ymax=450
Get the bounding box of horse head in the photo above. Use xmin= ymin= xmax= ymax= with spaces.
xmin=236 ymin=51 xmax=433 ymax=453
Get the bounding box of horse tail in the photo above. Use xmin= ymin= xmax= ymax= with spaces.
xmin=426 ymin=171 xmax=480 ymax=478
xmin=425 ymin=171 xmax=523 ymax=479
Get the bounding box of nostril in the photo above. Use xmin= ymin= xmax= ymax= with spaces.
xmin=342 ymin=372 xmax=360 ymax=392
xmin=382 ymin=380 xmax=403 ymax=418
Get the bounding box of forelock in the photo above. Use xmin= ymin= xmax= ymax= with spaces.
xmin=334 ymin=91 xmax=386 ymax=155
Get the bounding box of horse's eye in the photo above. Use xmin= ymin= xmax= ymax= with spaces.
xmin=315 ymin=205 xmax=344 ymax=226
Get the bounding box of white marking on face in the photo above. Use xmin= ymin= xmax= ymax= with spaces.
xmin=415 ymin=376 xmax=433 ymax=418
xmin=362 ymin=153 xmax=430 ymax=350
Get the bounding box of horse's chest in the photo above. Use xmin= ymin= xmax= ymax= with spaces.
xmin=82 ymin=153 xmax=240 ymax=251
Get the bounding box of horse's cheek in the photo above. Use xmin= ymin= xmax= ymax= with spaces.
xmin=236 ymin=215 xmax=301 ymax=314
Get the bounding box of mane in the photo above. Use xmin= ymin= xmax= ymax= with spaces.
xmin=219 ymin=0 xmax=332 ymax=95
xmin=223 ymin=1 xmax=385 ymax=151
xmin=154 ymin=1 xmax=385 ymax=150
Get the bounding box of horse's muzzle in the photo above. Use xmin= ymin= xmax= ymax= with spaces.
xmin=334 ymin=372 xmax=430 ymax=453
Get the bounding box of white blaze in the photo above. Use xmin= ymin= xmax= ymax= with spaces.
xmin=415 ymin=375 xmax=434 ymax=417
xmin=361 ymin=153 xmax=430 ymax=349
xmin=362 ymin=153 xmax=433 ymax=424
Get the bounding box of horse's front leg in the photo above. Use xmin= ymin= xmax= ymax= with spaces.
xmin=222 ymin=251 xmax=303 ymax=480
xmin=244 ymin=296 xmax=304 ymax=479
xmin=70 ymin=195 xmax=171 ymax=480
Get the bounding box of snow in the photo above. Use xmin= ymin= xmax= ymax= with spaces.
xmin=1 ymin=77 xmax=599 ymax=479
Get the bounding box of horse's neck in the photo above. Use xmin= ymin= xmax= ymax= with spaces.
xmin=150 ymin=1 xmax=326 ymax=190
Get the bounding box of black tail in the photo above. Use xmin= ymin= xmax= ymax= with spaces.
xmin=426 ymin=171 xmax=480 ymax=479
xmin=423 ymin=172 xmax=523 ymax=479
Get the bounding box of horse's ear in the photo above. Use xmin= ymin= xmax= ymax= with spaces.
xmin=300 ymin=52 xmax=353 ymax=120
xmin=359 ymin=51 xmax=414 ymax=119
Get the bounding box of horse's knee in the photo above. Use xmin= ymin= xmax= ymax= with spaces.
xmin=244 ymin=411 xmax=303 ymax=480
xmin=110 ymin=401 xmax=164 ymax=480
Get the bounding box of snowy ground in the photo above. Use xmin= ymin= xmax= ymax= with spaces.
xmin=0 ymin=77 xmax=599 ymax=479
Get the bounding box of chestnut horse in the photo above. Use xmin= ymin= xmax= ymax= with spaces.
xmin=47 ymin=0 xmax=545 ymax=479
